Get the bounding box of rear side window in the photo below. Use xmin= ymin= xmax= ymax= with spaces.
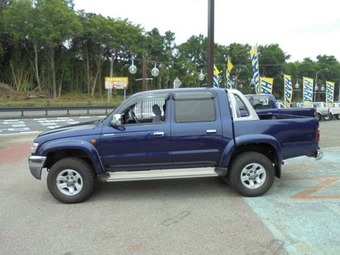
xmin=173 ymin=92 xmax=216 ymax=123
xmin=234 ymin=94 xmax=249 ymax=117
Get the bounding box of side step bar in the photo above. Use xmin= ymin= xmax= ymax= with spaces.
xmin=99 ymin=168 xmax=218 ymax=182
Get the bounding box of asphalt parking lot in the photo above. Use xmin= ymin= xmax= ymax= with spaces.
xmin=0 ymin=120 xmax=339 ymax=255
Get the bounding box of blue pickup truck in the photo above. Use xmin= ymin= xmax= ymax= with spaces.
xmin=28 ymin=88 xmax=323 ymax=203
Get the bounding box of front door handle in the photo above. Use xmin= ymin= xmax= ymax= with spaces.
xmin=153 ymin=132 xmax=164 ymax=137
xmin=206 ymin=129 xmax=216 ymax=134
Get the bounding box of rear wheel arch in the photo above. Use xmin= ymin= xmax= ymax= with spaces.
xmin=232 ymin=143 xmax=280 ymax=177
xmin=233 ymin=143 xmax=278 ymax=161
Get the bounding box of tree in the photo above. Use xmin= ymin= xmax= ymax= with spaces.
xmin=176 ymin=34 xmax=208 ymax=87
xmin=3 ymin=0 xmax=43 ymax=91
xmin=35 ymin=0 xmax=81 ymax=98
xmin=137 ymin=28 xmax=176 ymax=90
xmin=227 ymin=43 xmax=254 ymax=91
xmin=76 ymin=13 xmax=145 ymax=97
xmin=258 ymin=44 xmax=289 ymax=98
xmin=2 ymin=1 xmax=340 ymax=99
xmin=0 ymin=0 xmax=15 ymax=85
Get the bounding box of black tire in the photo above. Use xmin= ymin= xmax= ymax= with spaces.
xmin=336 ymin=115 xmax=340 ymax=120
xmin=228 ymin=152 xmax=275 ymax=197
xmin=47 ymin=157 xmax=95 ymax=203
xmin=323 ymin=113 xmax=333 ymax=121
xmin=316 ymin=113 xmax=323 ymax=121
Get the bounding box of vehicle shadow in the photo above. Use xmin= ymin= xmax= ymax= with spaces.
xmin=90 ymin=177 xmax=236 ymax=202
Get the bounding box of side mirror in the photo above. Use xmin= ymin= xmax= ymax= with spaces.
xmin=111 ymin=114 xmax=122 ymax=126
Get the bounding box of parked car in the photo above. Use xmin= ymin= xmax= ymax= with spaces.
xmin=309 ymin=102 xmax=331 ymax=121
xmin=327 ymin=102 xmax=340 ymax=120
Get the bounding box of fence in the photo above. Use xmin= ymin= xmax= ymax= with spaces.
xmin=0 ymin=106 xmax=116 ymax=117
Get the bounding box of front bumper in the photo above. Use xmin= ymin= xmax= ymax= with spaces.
xmin=28 ymin=156 xmax=47 ymax=180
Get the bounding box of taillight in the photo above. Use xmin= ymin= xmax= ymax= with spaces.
xmin=316 ymin=128 xmax=320 ymax=143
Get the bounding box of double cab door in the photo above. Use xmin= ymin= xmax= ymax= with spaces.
xmin=99 ymin=90 xmax=229 ymax=171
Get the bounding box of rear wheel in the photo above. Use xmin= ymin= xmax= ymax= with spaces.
xmin=316 ymin=113 xmax=323 ymax=121
xmin=228 ymin=152 xmax=275 ymax=197
xmin=47 ymin=157 xmax=95 ymax=203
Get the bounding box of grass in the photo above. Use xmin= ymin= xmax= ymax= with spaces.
xmin=0 ymin=93 xmax=124 ymax=108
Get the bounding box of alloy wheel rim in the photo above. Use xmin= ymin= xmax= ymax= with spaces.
xmin=56 ymin=169 xmax=83 ymax=196
xmin=240 ymin=163 xmax=266 ymax=189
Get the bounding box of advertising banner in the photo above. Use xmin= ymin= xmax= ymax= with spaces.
xmin=283 ymin=74 xmax=292 ymax=107
xmin=326 ymin=81 xmax=335 ymax=105
xmin=303 ymin=77 xmax=313 ymax=105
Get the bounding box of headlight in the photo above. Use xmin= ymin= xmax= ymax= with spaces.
xmin=30 ymin=142 xmax=39 ymax=154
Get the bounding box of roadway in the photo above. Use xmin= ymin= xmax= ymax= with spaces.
xmin=0 ymin=108 xmax=109 ymax=134
xmin=0 ymin=119 xmax=339 ymax=254
xmin=0 ymin=115 xmax=106 ymax=135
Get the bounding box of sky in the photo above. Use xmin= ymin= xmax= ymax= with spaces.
xmin=72 ymin=0 xmax=340 ymax=62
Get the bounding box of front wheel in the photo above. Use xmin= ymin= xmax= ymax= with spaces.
xmin=228 ymin=152 xmax=275 ymax=197
xmin=47 ymin=157 xmax=95 ymax=203
xmin=323 ymin=113 xmax=333 ymax=121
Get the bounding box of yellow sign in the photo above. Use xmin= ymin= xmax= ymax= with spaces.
xmin=105 ymin=77 xmax=128 ymax=89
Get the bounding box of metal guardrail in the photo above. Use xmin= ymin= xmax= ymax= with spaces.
xmin=0 ymin=106 xmax=116 ymax=117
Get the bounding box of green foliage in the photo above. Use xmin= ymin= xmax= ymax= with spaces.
xmin=0 ymin=0 xmax=340 ymax=103
xmin=36 ymin=0 xmax=82 ymax=45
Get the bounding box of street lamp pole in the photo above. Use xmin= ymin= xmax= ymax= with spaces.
xmin=314 ymin=68 xmax=328 ymax=101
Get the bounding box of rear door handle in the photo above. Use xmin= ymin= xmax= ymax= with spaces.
xmin=153 ymin=132 xmax=164 ymax=137
xmin=206 ymin=129 xmax=216 ymax=134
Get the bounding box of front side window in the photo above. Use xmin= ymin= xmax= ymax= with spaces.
xmin=121 ymin=96 xmax=167 ymax=124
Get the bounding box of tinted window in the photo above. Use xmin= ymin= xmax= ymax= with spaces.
xmin=174 ymin=92 xmax=216 ymax=122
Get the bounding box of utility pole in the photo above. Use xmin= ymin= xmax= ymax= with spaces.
xmin=142 ymin=57 xmax=147 ymax=91
xmin=207 ymin=0 xmax=214 ymax=87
